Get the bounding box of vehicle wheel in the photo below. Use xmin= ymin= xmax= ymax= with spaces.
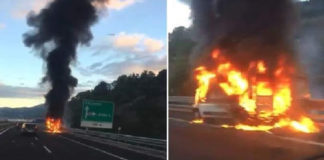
xmin=192 ymin=108 xmax=201 ymax=119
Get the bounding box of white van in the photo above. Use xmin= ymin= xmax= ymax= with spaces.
xmin=193 ymin=103 xmax=231 ymax=123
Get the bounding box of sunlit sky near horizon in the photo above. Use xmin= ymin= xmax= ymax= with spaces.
xmin=0 ymin=0 xmax=166 ymax=108
xmin=167 ymin=0 xmax=309 ymax=32
xmin=168 ymin=0 xmax=191 ymax=32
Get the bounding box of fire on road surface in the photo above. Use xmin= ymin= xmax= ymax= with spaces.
xmin=169 ymin=116 xmax=324 ymax=160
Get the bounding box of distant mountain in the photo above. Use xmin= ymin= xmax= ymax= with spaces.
xmin=0 ymin=104 xmax=46 ymax=119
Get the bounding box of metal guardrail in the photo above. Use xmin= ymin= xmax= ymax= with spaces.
xmin=67 ymin=128 xmax=166 ymax=159
xmin=68 ymin=128 xmax=166 ymax=151
xmin=169 ymin=96 xmax=194 ymax=104
xmin=0 ymin=123 xmax=10 ymax=127
xmin=169 ymin=96 xmax=194 ymax=110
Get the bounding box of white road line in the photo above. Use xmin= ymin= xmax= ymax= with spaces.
xmin=43 ymin=145 xmax=52 ymax=154
xmin=275 ymin=136 xmax=324 ymax=147
xmin=34 ymin=137 xmax=38 ymax=141
xmin=0 ymin=127 xmax=12 ymax=135
xmin=59 ymin=135 xmax=128 ymax=160
xmin=169 ymin=117 xmax=223 ymax=128
xmin=169 ymin=117 xmax=189 ymax=123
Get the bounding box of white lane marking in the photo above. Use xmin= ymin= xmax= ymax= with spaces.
xmin=59 ymin=135 xmax=128 ymax=160
xmin=169 ymin=117 xmax=223 ymax=128
xmin=43 ymin=145 xmax=52 ymax=154
xmin=169 ymin=117 xmax=189 ymax=123
xmin=274 ymin=136 xmax=324 ymax=147
xmin=0 ymin=126 xmax=13 ymax=135
xmin=30 ymin=142 xmax=34 ymax=146
xmin=34 ymin=137 xmax=38 ymax=141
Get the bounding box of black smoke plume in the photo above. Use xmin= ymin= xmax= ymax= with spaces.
xmin=23 ymin=0 xmax=107 ymax=119
xmin=190 ymin=0 xmax=297 ymax=73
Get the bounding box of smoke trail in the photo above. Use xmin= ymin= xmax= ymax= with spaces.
xmin=190 ymin=0 xmax=297 ymax=72
xmin=23 ymin=0 xmax=107 ymax=119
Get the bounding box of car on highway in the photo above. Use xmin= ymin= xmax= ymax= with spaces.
xmin=20 ymin=123 xmax=38 ymax=135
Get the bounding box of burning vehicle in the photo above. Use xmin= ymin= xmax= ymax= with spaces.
xmin=46 ymin=117 xmax=62 ymax=133
xmin=192 ymin=49 xmax=319 ymax=133
xmin=189 ymin=0 xmax=320 ymax=133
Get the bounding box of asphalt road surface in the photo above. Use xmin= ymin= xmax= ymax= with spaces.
xmin=169 ymin=106 xmax=324 ymax=160
xmin=0 ymin=126 xmax=162 ymax=160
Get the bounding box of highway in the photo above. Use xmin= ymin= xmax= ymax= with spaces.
xmin=169 ymin=105 xmax=324 ymax=160
xmin=0 ymin=126 xmax=164 ymax=160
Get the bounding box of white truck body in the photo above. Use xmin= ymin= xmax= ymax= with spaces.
xmin=194 ymin=103 xmax=231 ymax=120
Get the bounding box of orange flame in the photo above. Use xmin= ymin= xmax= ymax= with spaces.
xmin=219 ymin=71 xmax=248 ymax=95
xmin=257 ymin=61 xmax=267 ymax=73
xmin=290 ymin=116 xmax=319 ymax=133
xmin=46 ymin=117 xmax=62 ymax=133
xmin=194 ymin=49 xmax=319 ymax=133
xmin=212 ymin=49 xmax=220 ymax=59
xmin=194 ymin=67 xmax=216 ymax=106
xmin=191 ymin=119 xmax=204 ymax=124
xmin=222 ymin=117 xmax=319 ymax=133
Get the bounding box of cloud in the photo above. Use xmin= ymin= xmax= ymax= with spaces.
xmin=0 ymin=23 xmax=5 ymax=30
xmin=96 ymin=55 xmax=166 ymax=78
xmin=0 ymin=83 xmax=45 ymax=98
xmin=0 ymin=97 xmax=44 ymax=108
xmin=78 ymin=54 xmax=166 ymax=81
xmin=0 ymin=83 xmax=86 ymax=105
xmin=81 ymin=32 xmax=166 ymax=80
xmin=89 ymin=62 xmax=103 ymax=70
xmin=78 ymin=80 xmax=95 ymax=88
xmin=98 ymin=0 xmax=139 ymax=10
xmin=113 ymin=33 xmax=142 ymax=49
xmin=143 ymin=38 xmax=165 ymax=53
xmin=111 ymin=32 xmax=164 ymax=54
xmin=11 ymin=0 xmax=53 ymax=19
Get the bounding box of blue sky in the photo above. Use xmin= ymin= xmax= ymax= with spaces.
xmin=0 ymin=0 xmax=166 ymax=107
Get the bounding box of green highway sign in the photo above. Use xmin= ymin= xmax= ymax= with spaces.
xmin=80 ymin=99 xmax=114 ymax=129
